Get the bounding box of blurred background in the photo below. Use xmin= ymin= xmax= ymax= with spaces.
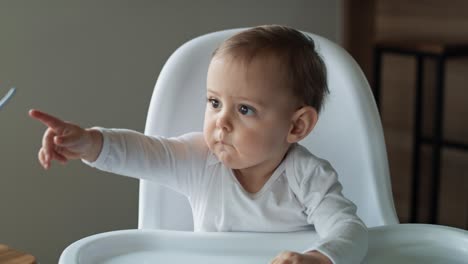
xmin=346 ymin=0 xmax=468 ymax=228
xmin=0 ymin=0 xmax=466 ymax=263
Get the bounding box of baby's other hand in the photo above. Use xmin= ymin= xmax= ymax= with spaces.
xmin=270 ymin=250 xmax=332 ymax=264
xmin=29 ymin=109 xmax=102 ymax=169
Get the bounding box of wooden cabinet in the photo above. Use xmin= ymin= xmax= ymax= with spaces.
xmin=344 ymin=0 xmax=468 ymax=229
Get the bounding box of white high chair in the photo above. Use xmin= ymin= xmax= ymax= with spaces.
xmin=139 ymin=28 xmax=399 ymax=230
xmin=59 ymin=29 xmax=468 ymax=264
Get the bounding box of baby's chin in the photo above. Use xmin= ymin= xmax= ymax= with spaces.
xmin=215 ymin=151 xmax=233 ymax=166
xmin=206 ymin=140 xmax=249 ymax=169
xmin=214 ymin=151 xmax=245 ymax=169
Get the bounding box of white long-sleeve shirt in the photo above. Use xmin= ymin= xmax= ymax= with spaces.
xmin=84 ymin=129 xmax=368 ymax=264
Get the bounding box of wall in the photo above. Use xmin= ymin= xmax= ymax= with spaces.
xmin=0 ymin=0 xmax=343 ymax=262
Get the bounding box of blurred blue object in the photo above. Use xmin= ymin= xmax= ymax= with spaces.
xmin=0 ymin=87 xmax=16 ymax=110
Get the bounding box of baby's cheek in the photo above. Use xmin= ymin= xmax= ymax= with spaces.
xmin=241 ymin=133 xmax=270 ymax=154
xmin=258 ymin=131 xmax=286 ymax=154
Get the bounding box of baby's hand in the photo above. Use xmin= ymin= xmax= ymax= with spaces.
xmin=270 ymin=250 xmax=332 ymax=264
xmin=29 ymin=109 xmax=103 ymax=169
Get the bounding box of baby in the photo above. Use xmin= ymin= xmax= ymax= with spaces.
xmin=30 ymin=25 xmax=368 ymax=264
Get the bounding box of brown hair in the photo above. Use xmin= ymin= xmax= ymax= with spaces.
xmin=212 ymin=25 xmax=329 ymax=113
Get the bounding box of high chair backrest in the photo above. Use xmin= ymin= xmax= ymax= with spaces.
xmin=139 ymin=28 xmax=399 ymax=230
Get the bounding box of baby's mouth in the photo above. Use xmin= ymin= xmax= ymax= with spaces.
xmin=216 ymin=132 xmax=231 ymax=146
xmin=217 ymin=140 xmax=231 ymax=146
xmin=214 ymin=136 xmax=233 ymax=148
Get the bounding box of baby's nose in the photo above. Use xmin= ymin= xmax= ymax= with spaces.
xmin=216 ymin=110 xmax=233 ymax=132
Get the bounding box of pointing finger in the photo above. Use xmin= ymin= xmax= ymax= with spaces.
xmin=42 ymin=128 xmax=56 ymax=160
xmin=39 ymin=148 xmax=49 ymax=170
xmin=29 ymin=109 xmax=67 ymax=131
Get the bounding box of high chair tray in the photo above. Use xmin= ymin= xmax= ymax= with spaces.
xmin=363 ymin=224 xmax=468 ymax=264
xmin=60 ymin=229 xmax=319 ymax=264
xmin=59 ymin=224 xmax=468 ymax=264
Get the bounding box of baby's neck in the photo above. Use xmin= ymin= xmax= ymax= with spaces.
xmin=233 ymin=149 xmax=290 ymax=194
xmin=233 ymin=167 xmax=274 ymax=194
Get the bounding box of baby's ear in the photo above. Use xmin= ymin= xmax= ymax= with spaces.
xmin=287 ymin=106 xmax=318 ymax=143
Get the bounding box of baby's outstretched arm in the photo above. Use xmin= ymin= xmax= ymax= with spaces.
xmin=29 ymin=109 xmax=103 ymax=169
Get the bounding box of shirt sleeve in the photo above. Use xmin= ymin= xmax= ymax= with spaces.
xmin=82 ymin=128 xmax=208 ymax=196
xmin=296 ymin=158 xmax=368 ymax=264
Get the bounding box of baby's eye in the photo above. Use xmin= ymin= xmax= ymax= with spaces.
xmin=208 ymin=98 xmax=221 ymax=109
xmin=238 ymin=104 xmax=255 ymax=116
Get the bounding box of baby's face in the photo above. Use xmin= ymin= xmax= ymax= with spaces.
xmin=203 ymin=55 xmax=297 ymax=170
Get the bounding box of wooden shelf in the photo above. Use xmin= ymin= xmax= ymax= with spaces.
xmin=0 ymin=244 xmax=37 ymax=264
